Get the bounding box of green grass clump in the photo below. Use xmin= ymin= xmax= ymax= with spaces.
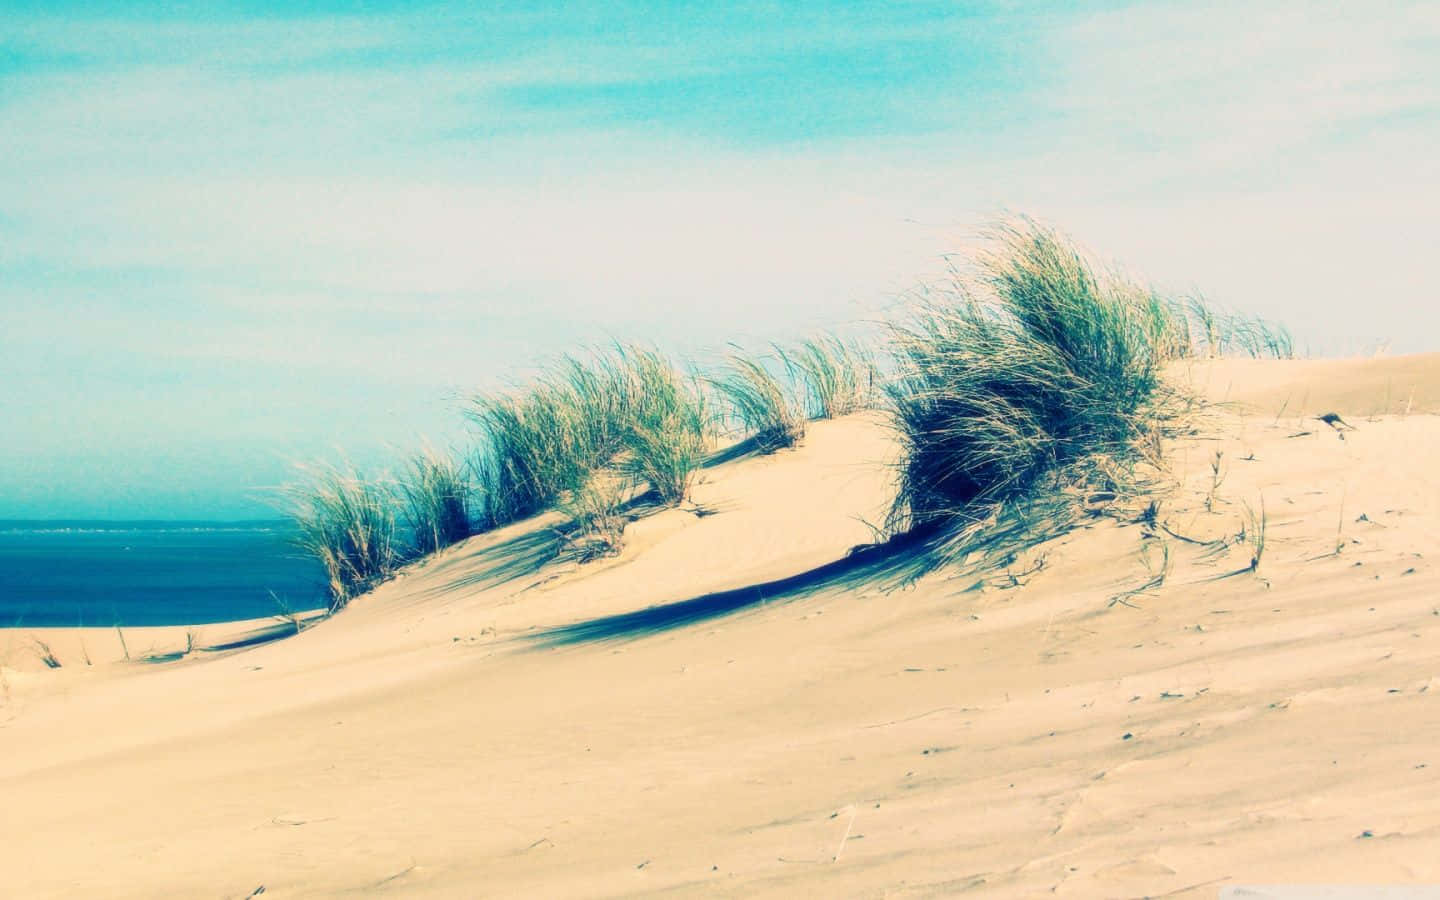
xmin=887 ymin=218 xmax=1186 ymax=539
xmin=1135 ymin=288 xmax=1194 ymax=363
xmin=470 ymin=371 xmax=604 ymax=526
xmin=781 ymin=334 xmax=877 ymax=420
xmin=470 ymin=344 xmax=710 ymax=527
xmin=615 ymin=347 xmax=709 ymax=505
xmin=1225 ymin=312 xmax=1294 ymax=359
xmin=290 ymin=466 xmax=399 ymax=611
xmin=1178 ymin=294 xmax=1293 ymax=359
xmin=711 ymin=350 xmax=805 ymax=452
xmin=400 ymin=449 xmax=473 ymax=556
xmin=1186 ymin=295 xmax=1221 ymax=357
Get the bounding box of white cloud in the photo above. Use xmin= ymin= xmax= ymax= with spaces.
xmin=1043 ymin=0 xmax=1440 ymax=180
xmin=3 ymin=0 xmax=1439 ymax=515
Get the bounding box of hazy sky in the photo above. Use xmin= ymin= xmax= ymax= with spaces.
xmin=3 ymin=1 xmax=1437 ymax=518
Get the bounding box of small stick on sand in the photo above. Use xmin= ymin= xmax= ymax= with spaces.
xmin=1038 ymin=607 xmax=1056 ymax=652
xmin=833 ymin=805 xmax=858 ymax=862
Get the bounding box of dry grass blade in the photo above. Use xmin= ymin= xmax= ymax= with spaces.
xmin=557 ymin=472 xmax=631 ymax=562
xmin=33 ymin=638 xmax=61 ymax=668
xmin=1200 ymin=497 xmax=1269 ymax=583
xmin=1109 ymin=536 xmax=1171 ymax=608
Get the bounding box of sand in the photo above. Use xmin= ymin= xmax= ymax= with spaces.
xmin=3 ymin=354 xmax=1438 ymax=897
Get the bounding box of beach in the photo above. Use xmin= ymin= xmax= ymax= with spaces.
xmin=3 ymin=355 xmax=1438 ymax=897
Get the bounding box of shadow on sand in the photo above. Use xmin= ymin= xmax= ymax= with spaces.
xmin=138 ymin=613 xmax=328 ymax=663
xmin=201 ymin=619 xmax=317 ymax=652
xmin=702 ymin=434 xmax=769 ymax=469
xmin=529 ymin=524 xmax=947 ymax=647
xmin=421 ymin=526 xmax=560 ymax=597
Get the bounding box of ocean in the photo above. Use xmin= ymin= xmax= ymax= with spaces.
xmin=0 ymin=520 xmax=327 ymax=627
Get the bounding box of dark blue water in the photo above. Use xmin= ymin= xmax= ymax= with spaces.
xmin=0 ymin=520 xmax=327 ymax=627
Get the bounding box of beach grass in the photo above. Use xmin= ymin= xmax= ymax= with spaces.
xmin=781 ymin=334 xmax=877 ymax=420
xmin=288 ymin=214 xmax=1297 ymax=606
xmin=470 ymin=344 xmax=711 ymax=528
xmin=711 ymin=349 xmax=805 ymax=452
xmin=1179 ymin=294 xmax=1293 ymax=359
xmin=289 ymin=466 xmax=399 ymax=610
xmin=400 ymin=448 xmax=473 ymax=556
xmin=1228 ymin=313 xmax=1294 ymax=359
xmin=557 ymin=471 xmax=632 ymax=561
xmin=470 ymin=378 xmax=593 ymax=526
xmin=884 ymin=217 xmax=1188 ymax=550
xmin=614 ymin=347 xmax=710 ymax=505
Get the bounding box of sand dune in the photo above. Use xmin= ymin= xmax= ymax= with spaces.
xmin=3 ymin=355 xmax=1439 ymax=897
xmin=1178 ymin=352 xmax=1440 ymax=417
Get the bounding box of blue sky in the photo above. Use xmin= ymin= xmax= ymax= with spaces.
xmin=3 ymin=1 xmax=1437 ymax=518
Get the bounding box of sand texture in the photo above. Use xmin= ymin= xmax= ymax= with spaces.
xmin=3 ymin=355 xmax=1439 ymax=897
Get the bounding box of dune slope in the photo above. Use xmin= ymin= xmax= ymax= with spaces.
xmin=3 ymin=356 xmax=1439 ymax=898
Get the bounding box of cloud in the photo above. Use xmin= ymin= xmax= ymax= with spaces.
xmin=2 ymin=0 xmax=1437 ymax=516
xmin=1039 ymin=0 xmax=1440 ymax=184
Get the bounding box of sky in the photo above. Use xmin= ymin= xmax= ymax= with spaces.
xmin=2 ymin=0 xmax=1437 ymax=519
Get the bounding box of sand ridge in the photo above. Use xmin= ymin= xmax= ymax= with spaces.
xmin=2 ymin=356 xmax=1439 ymax=897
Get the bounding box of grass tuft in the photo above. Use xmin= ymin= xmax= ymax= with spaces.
xmin=612 ymin=346 xmax=710 ymax=505
xmin=1180 ymin=294 xmax=1293 ymax=359
xmin=781 ymin=334 xmax=877 ymax=420
xmin=711 ymin=349 xmax=805 ymax=452
xmin=886 ymin=217 xmax=1185 ymax=548
xmin=470 ymin=344 xmax=710 ymax=528
xmin=400 ymin=448 xmax=473 ymax=556
xmin=289 ymin=466 xmax=399 ymax=611
xmin=470 ymin=380 xmax=594 ymax=526
xmin=557 ymin=471 xmax=631 ymax=562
